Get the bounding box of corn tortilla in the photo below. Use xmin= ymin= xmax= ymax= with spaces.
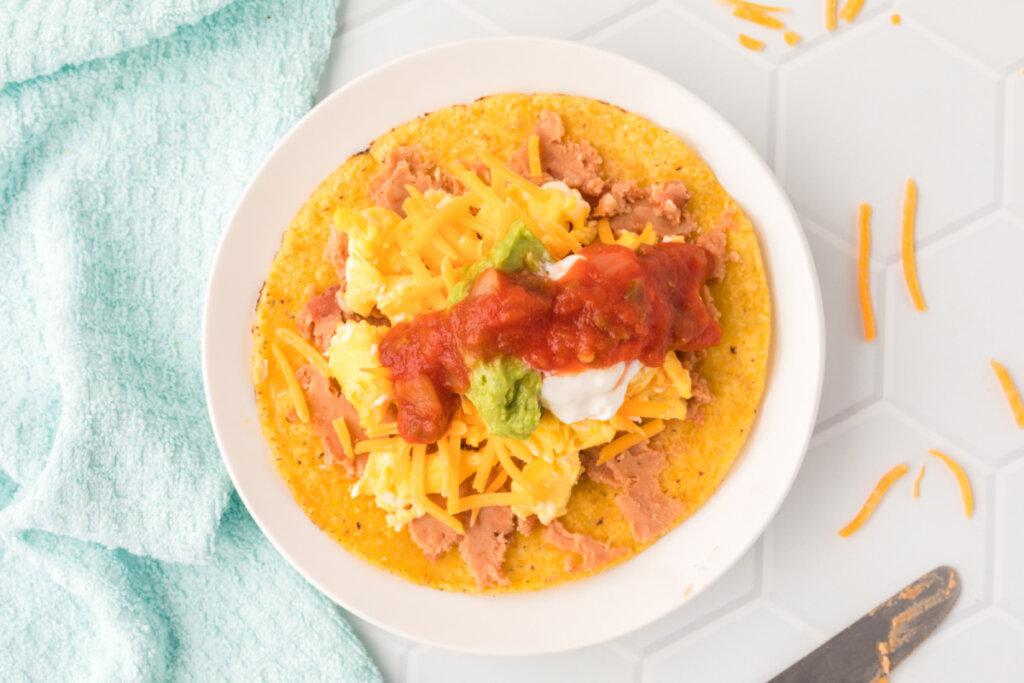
xmin=251 ymin=94 xmax=770 ymax=593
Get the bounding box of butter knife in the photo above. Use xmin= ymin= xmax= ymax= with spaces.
xmin=768 ymin=566 xmax=960 ymax=683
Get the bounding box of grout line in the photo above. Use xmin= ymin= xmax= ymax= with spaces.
xmin=569 ymin=0 xmax=658 ymax=42
xmin=664 ymin=0 xmax=775 ymax=67
xmin=992 ymin=69 xmax=1008 ymax=211
xmin=1003 ymin=73 xmax=1017 ymax=212
xmin=881 ymin=195 xmax=1003 ymax=269
xmin=903 ymin=14 xmax=1004 ymax=81
xmin=332 ymin=0 xmax=408 ymax=38
xmin=637 ymin=590 xmax=760 ymax=657
xmin=799 ymin=214 xmax=857 ymax=258
xmin=983 ymin=468 xmax=998 ymax=609
xmin=811 ymin=401 xmax=882 ymax=444
xmin=438 ymin=0 xmax=512 ymax=36
xmin=872 ymin=263 xmax=888 ymax=397
xmin=764 ymin=65 xmax=779 ymax=168
xmin=884 ymin=403 xmax=997 ymax=474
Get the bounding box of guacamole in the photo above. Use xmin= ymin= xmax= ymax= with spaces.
xmin=465 ymin=355 xmax=542 ymax=439
xmin=447 ymin=220 xmax=550 ymax=305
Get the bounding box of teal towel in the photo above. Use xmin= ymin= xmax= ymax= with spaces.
xmin=0 ymin=0 xmax=382 ymax=679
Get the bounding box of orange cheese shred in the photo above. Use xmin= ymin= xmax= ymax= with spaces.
xmin=412 ymin=444 xmax=464 ymax=534
xmin=990 ymin=359 xmax=1024 ymax=429
xmin=275 ymin=327 xmax=332 ymax=379
xmin=839 ymin=0 xmax=865 ymax=23
xmin=912 ymin=465 xmax=925 ymax=499
xmin=857 ymin=203 xmax=876 ymax=342
xmin=738 ymin=33 xmax=765 ymax=51
xmin=733 ymin=5 xmax=784 ymax=29
xmin=928 ymin=450 xmax=973 ymax=519
xmin=270 ymin=343 xmax=309 ymax=423
xmin=826 ymin=0 xmax=837 ymax=30
xmin=901 ymin=178 xmax=926 ymax=311
xmin=719 ymin=0 xmax=789 ymax=12
xmin=598 ymin=419 xmax=666 ymax=465
xmin=527 ymin=133 xmax=542 ymax=178
xmin=784 ymin=30 xmax=801 ymax=46
xmin=838 ymin=463 xmax=909 ymax=537
xmin=331 ymin=418 xmax=354 ymax=460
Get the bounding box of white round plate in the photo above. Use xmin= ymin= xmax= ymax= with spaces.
xmin=203 ymin=37 xmax=823 ymax=655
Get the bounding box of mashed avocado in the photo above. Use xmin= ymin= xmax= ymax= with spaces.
xmin=466 ymin=356 xmax=542 ymax=439
xmin=447 ymin=220 xmax=550 ymax=305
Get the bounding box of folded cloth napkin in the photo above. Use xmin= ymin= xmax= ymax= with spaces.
xmin=0 ymin=0 xmax=382 ymax=679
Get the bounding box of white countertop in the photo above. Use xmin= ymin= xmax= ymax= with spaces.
xmin=318 ymin=1 xmax=1024 ymax=680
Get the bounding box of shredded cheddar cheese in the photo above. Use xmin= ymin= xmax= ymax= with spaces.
xmin=901 ymin=178 xmax=926 ymax=311
xmin=857 ymin=203 xmax=876 ymax=342
xmin=826 ymin=0 xmax=837 ymax=31
xmin=838 ymin=463 xmax=909 ymax=537
xmin=733 ymin=5 xmax=784 ymax=28
xmin=928 ymin=450 xmax=973 ymax=519
xmin=325 ymin=151 xmax=714 ymax=532
xmin=990 ymin=360 xmax=1024 ymax=429
xmin=598 ymin=419 xmax=666 ymax=465
xmin=719 ymin=0 xmax=788 ymax=12
xmin=738 ymin=33 xmax=766 ymax=51
xmin=912 ymin=465 xmax=925 ymax=499
xmin=494 ymin=439 xmax=539 ymax=499
xmin=365 ymin=421 xmax=399 ymax=438
xmin=271 ymin=343 xmax=309 ymax=423
xmin=331 ymin=418 xmax=355 ymax=460
xmin=527 ymin=134 xmax=542 ymax=177
xmin=412 ymin=444 xmax=464 ymax=534
xmin=275 ymin=327 xmax=331 ymax=379
xmin=784 ymin=30 xmax=801 ymax=46
xmin=839 ymin=0 xmax=864 ymax=23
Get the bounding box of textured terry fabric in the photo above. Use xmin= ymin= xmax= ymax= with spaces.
xmin=0 ymin=0 xmax=382 ymax=680
xmin=1 ymin=495 xmax=382 ymax=681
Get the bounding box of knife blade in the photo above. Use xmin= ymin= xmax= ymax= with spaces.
xmin=768 ymin=566 xmax=960 ymax=683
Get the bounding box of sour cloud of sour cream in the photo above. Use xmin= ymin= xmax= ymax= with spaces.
xmin=538 ymin=253 xmax=643 ymax=423
xmin=540 ymin=360 xmax=641 ymax=424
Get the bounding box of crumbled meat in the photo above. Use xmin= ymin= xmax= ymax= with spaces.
xmin=409 ymin=514 xmax=459 ymax=561
xmin=516 ymin=514 xmax=538 ymax=536
xmin=586 ymin=440 xmax=684 ymax=543
xmin=686 ymin=372 xmax=714 ymax=421
xmin=541 ymin=520 xmax=626 ymax=572
xmin=369 ymin=146 xmax=457 ymax=216
xmin=295 ymin=365 xmax=368 ymax=478
xmin=295 ymin=285 xmax=344 ymax=353
xmin=458 ymin=505 xmax=514 ymax=587
xmin=593 ymin=179 xmax=696 ymax=237
xmin=695 ymin=211 xmax=740 ymax=282
xmin=702 ymin=284 xmax=721 ymax=322
xmin=509 ymin=110 xmax=606 ymax=197
xmin=325 ymin=229 xmax=349 ymax=287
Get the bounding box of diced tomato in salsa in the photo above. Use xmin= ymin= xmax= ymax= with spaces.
xmin=379 ymin=242 xmax=721 ymax=443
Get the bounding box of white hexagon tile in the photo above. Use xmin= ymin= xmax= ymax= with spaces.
xmin=315 ymin=2 xmax=1024 ymax=680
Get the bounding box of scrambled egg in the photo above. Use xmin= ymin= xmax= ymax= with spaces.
xmin=324 ymin=165 xmax=692 ymax=530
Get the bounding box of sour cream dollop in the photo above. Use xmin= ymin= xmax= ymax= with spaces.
xmin=544 ymin=254 xmax=584 ymax=280
xmin=540 ymin=360 xmax=641 ymax=423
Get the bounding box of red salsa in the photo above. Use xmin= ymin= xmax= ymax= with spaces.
xmin=379 ymin=242 xmax=722 ymax=443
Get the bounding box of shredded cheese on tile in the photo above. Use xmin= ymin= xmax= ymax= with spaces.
xmin=738 ymin=33 xmax=766 ymax=51
xmin=928 ymin=450 xmax=974 ymax=519
xmin=857 ymin=203 xmax=876 ymax=342
xmin=839 ymin=0 xmax=864 ymax=23
xmin=838 ymin=464 xmax=908 ymax=537
xmin=990 ymin=360 xmax=1024 ymax=429
xmin=901 ymin=178 xmax=926 ymax=311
